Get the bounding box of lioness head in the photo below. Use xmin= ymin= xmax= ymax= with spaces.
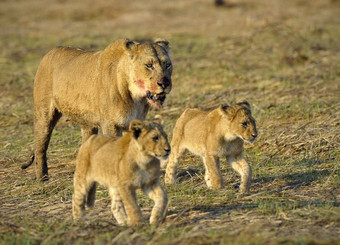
xmin=129 ymin=119 xmax=171 ymax=160
xmin=219 ymin=101 xmax=258 ymax=143
xmin=123 ymin=39 xmax=172 ymax=108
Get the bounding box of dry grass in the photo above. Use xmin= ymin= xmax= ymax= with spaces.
xmin=0 ymin=0 xmax=339 ymax=244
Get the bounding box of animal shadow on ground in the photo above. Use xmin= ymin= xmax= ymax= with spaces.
xmin=167 ymin=158 xmax=335 ymax=191
xmin=170 ymin=195 xmax=339 ymax=226
xmin=166 ymin=202 xmax=258 ymax=226
xmin=176 ymin=168 xmax=200 ymax=182
xmin=239 ymin=170 xmax=335 ymax=193
xmin=251 ymin=157 xmax=337 ymax=193
xmin=162 ymin=157 xmax=337 ymax=224
xmin=166 ymin=168 xmax=337 ymax=225
xmin=159 ymin=168 xmax=200 ymax=183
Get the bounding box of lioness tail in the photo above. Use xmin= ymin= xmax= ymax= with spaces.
xmin=21 ymin=153 xmax=35 ymax=169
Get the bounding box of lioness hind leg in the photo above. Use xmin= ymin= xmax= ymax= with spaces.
xmin=165 ymin=146 xmax=185 ymax=185
xmin=109 ymin=187 xmax=127 ymax=225
xmin=228 ymin=156 xmax=252 ymax=194
xmin=34 ymin=108 xmax=62 ymax=181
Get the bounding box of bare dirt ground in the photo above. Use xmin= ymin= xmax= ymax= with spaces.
xmin=0 ymin=0 xmax=339 ymax=244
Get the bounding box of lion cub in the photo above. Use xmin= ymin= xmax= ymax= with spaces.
xmin=72 ymin=119 xmax=171 ymax=226
xmin=164 ymin=101 xmax=257 ymax=193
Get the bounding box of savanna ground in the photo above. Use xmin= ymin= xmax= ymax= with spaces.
xmin=0 ymin=0 xmax=339 ymax=244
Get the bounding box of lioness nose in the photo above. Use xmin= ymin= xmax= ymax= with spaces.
xmin=157 ymin=77 xmax=171 ymax=89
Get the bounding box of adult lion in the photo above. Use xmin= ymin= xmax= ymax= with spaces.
xmin=22 ymin=39 xmax=173 ymax=181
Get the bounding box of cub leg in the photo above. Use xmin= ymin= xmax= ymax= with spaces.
xmin=143 ymin=181 xmax=168 ymax=225
xmin=81 ymin=126 xmax=98 ymax=143
xmin=118 ymin=186 xmax=142 ymax=226
xmin=109 ymin=187 xmax=127 ymax=225
xmin=165 ymin=145 xmax=185 ymax=185
xmin=34 ymin=108 xmax=62 ymax=181
xmin=227 ymin=156 xmax=252 ymax=194
xmin=203 ymin=155 xmax=223 ymax=190
xmin=72 ymin=175 xmax=89 ymax=220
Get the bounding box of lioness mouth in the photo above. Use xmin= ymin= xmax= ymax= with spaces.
xmin=147 ymin=91 xmax=166 ymax=105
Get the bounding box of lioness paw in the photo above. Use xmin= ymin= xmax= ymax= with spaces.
xmin=164 ymin=174 xmax=176 ymax=185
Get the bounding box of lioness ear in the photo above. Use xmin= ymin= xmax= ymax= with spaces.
xmin=123 ymin=39 xmax=139 ymax=52
xmin=129 ymin=120 xmax=144 ymax=139
xmin=155 ymin=38 xmax=171 ymax=52
xmin=236 ymin=100 xmax=251 ymax=110
xmin=218 ymin=104 xmax=235 ymax=119
xmin=152 ymin=115 xmax=164 ymax=125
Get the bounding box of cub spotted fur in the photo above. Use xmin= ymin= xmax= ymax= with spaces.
xmin=22 ymin=39 xmax=172 ymax=181
xmin=164 ymin=101 xmax=257 ymax=193
xmin=72 ymin=119 xmax=170 ymax=226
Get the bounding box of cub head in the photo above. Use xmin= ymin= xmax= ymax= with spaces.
xmin=129 ymin=118 xmax=171 ymax=160
xmin=219 ymin=101 xmax=258 ymax=143
xmin=123 ymin=39 xmax=173 ymax=108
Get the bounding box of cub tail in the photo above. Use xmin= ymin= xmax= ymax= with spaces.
xmin=86 ymin=182 xmax=97 ymax=208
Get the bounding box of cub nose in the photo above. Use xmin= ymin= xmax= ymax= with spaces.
xmin=157 ymin=77 xmax=171 ymax=89
xmin=252 ymin=133 xmax=257 ymax=139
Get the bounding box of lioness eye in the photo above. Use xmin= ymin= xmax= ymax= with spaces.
xmin=242 ymin=122 xmax=248 ymax=128
xmin=145 ymin=63 xmax=153 ymax=69
xmin=152 ymin=136 xmax=159 ymax=142
xmin=166 ymin=63 xmax=172 ymax=69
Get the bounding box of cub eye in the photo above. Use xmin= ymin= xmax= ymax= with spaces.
xmin=242 ymin=122 xmax=248 ymax=128
xmin=152 ymin=136 xmax=159 ymax=142
xmin=145 ymin=63 xmax=153 ymax=69
xmin=166 ymin=63 xmax=172 ymax=69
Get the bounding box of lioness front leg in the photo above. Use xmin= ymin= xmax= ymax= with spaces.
xmin=143 ymin=182 xmax=168 ymax=225
xmin=203 ymin=155 xmax=223 ymax=190
xmin=109 ymin=187 xmax=127 ymax=225
xmin=102 ymin=124 xmax=122 ymax=137
xmin=118 ymin=186 xmax=143 ymax=226
xmin=227 ymin=156 xmax=252 ymax=194
xmin=81 ymin=126 xmax=98 ymax=143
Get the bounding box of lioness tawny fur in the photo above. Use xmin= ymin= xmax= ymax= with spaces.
xmin=22 ymin=39 xmax=173 ymax=181
xmin=72 ymin=119 xmax=170 ymax=226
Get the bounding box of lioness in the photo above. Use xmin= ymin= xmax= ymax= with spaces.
xmin=164 ymin=101 xmax=257 ymax=193
xmin=72 ymin=119 xmax=170 ymax=226
xmin=22 ymin=39 xmax=172 ymax=180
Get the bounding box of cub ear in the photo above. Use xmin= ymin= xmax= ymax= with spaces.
xmin=218 ymin=104 xmax=235 ymax=119
xmin=129 ymin=120 xmax=144 ymax=139
xmin=152 ymin=115 xmax=164 ymax=125
xmin=155 ymin=38 xmax=171 ymax=52
xmin=236 ymin=100 xmax=251 ymax=110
